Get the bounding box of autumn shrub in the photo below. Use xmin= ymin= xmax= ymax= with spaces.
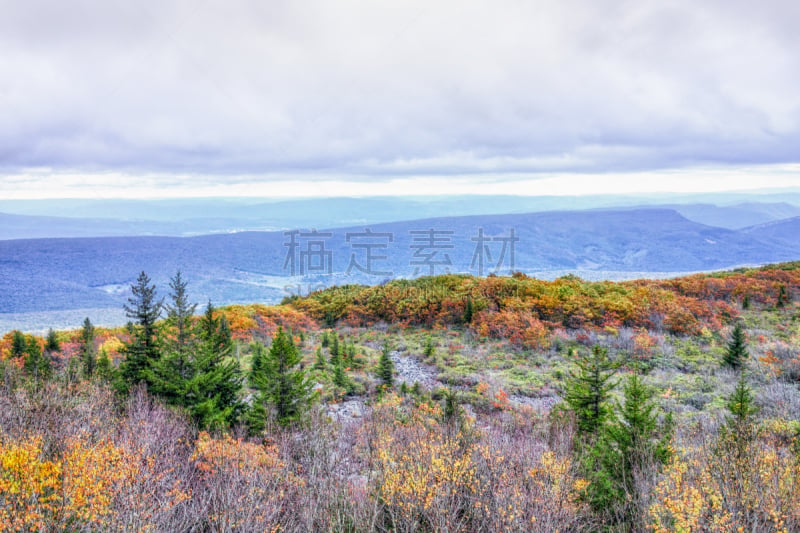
xmin=648 ymin=386 xmax=800 ymax=533
xmin=0 ymin=433 xmax=137 ymax=532
xmin=648 ymin=439 xmax=800 ymax=532
xmin=472 ymin=308 xmax=550 ymax=349
xmin=365 ymin=393 xmax=587 ymax=532
xmin=189 ymin=431 xmax=303 ymax=531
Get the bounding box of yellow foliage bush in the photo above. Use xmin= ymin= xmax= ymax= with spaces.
xmin=0 ymin=434 xmax=137 ymax=531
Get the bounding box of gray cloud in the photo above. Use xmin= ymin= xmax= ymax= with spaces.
xmin=1 ymin=0 xmax=799 ymax=182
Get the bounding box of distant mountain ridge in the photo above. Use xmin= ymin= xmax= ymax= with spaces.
xmin=2 ymin=198 xmax=800 ymax=240
xmin=741 ymin=216 xmax=800 ymax=247
xmin=1 ymin=208 xmax=798 ymax=321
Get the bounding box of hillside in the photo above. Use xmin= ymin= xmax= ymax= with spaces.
xmin=742 ymin=216 xmax=800 ymax=247
xmin=2 ymin=208 xmax=798 ymax=322
xmin=1 ymin=264 xmax=799 ymax=531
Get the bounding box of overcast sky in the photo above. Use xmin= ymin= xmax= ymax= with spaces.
xmin=1 ymin=0 xmax=800 ymax=198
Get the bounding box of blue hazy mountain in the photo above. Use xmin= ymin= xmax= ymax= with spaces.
xmin=3 ymin=196 xmax=800 ymax=240
xmin=742 ymin=216 xmax=800 ymax=247
xmin=1 ymin=208 xmax=797 ymax=320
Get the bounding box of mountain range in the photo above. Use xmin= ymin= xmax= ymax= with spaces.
xmin=2 ymin=207 xmax=799 ymax=332
xmin=3 ymin=197 xmax=800 ymax=240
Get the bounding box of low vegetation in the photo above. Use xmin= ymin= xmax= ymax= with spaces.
xmin=2 ymin=263 xmax=800 ymax=531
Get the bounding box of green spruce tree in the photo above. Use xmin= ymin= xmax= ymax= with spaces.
xmin=377 ymin=343 xmax=395 ymax=388
xmin=23 ymin=336 xmax=51 ymax=381
xmin=165 ymin=271 xmax=197 ymax=354
xmin=712 ymin=372 xmax=760 ymax=528
xmin=723 ymin=322 xmax=748 ymax=370
xmin=463 ymin=296 xmax=474 ymax=324
xmin=721 ymin=373 xmax=759 ymax=460
xmin=423 ymin=334 xmax=436 ymax=361
xmin=249 ymin=342 xmax=268 ymax=384
xmin=331 ymin=334 xmax=340 ymax=361
xmin=564 ymin=345 xmax=618 ymax=439
xmin=218 ymin=314 xmax=233 ymax=353
xmin=332 ymin=358 xmax=351 ymax=393
xmin=11 ymin=330 xmax=26 ymax=359
xmin=45 ymin=329 xmax=60 ymax=353
xmin=313 ymin=346 xmax=327 ymax=370
xmin=149 ymin=289 xmax=242 ymax=430
xmin=96 ymin=348 xmax=114 ymax=382
xmin=199 ymin=301 xmax=233 ymax=355
xmin=117 ymin=271 xmax=163 ymax=393
xmin=582 ymin=373 xmax=673 ymax=520
xmin=184 ymin=340 xmax=243 ymax=430
xmin=741 ymin=293 xmax=751 ymax=310
xmin=247 ymin=327 xmax=313 ymax=431
xmin=777 ymin=283 xmax=789 ymax=308
xmin=80 ymin=317 xmax=96 ymax=379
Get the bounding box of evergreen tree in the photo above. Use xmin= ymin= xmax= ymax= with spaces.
xmin=724 ymin=372 xmax=758 ymax=455
xmin=423 ymin=335 xmax=436 ymax=360
xmin=117 ymin=271 xmax=163 ymax=392
xmin=329 ymin=337 xmax=342 ymax=367
xmin=313 ymin=346 xmax=327 ymax=370
xmin=199 ymin=301 xmax=233 ymax=355
xmin=80 ymin=317 xmax=96 ymax=379
xmin=184 ymin=341 xmax=243 ymax=430
xmin=43 ymin=328 xmax=60 ymax=374
xmin=777 ymin=283 xmax=789 ymax=307
xmin=147 ymin=348 xmax=193 ymax=407
xmin=149 ymin=291 xmax=243 ymax=430
xmin=711 ymin=373 xmax=760 ymax=528
xmin=96 ymin=348 xmax=114 ymax=382
xmin=199 ymin=301 xmax=220 ymax=344
xmin=248 ymin=327 xmax=313 ymax=430
xmin=564 ymin=345 xmax=618 ymax=439
xmin=249 ymin=342 xmax=268 ymax=385
xmin=332 ymin=358 xmax=351 ymax=392
xmin=723 ymin=322 xmax=748 ymax=370
xmin=11 ymin=330 xmax=26 ymax=359
xmin=442 ymin=387 xmax=461 ymax=426
xmin=45 ymin=329 xmax=60 ymax=353
xmin=463 ymin=296 xmax=474 ymax=324
xmin=377 ymin=343 xmax=395 ymax=388
xmin=148 ymin=339 xmax=242 ymax=430
xmin=23 ymin=337 xmax=51 ymax=381
xmin=146 ymin=274 xmax=198 ymax=403
xmin=331 ymin=334 xmax=340 ymax=361
xmin=741 ymin=293 xmax=751 ymax=310
xmin=218 ymin=314 xmax=233 ymax=353
xmin=582 ymin=374 xmax=672 ymax=518
xmin=165 ymin=271 xmax=197 ymax=354
xmin=65 ymin=356 xmax=80 ymax=386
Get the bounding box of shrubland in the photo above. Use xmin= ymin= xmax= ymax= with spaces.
xmin=1 ymin=263 xmax=800 ymax=531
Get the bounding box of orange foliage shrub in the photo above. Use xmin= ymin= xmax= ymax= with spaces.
xmin=190 ymin=431 xmax=303 ymax=530
xmin=472 ymin=309 xmax=550 ymax=349
xmin=0 ymin=434 xmax=138 ymax=531
xmin=225 ymin=304 xmax=317 ymax=339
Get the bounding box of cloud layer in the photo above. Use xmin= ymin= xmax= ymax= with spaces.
xmin=1 ymin=0 xmax=799 ymax=193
